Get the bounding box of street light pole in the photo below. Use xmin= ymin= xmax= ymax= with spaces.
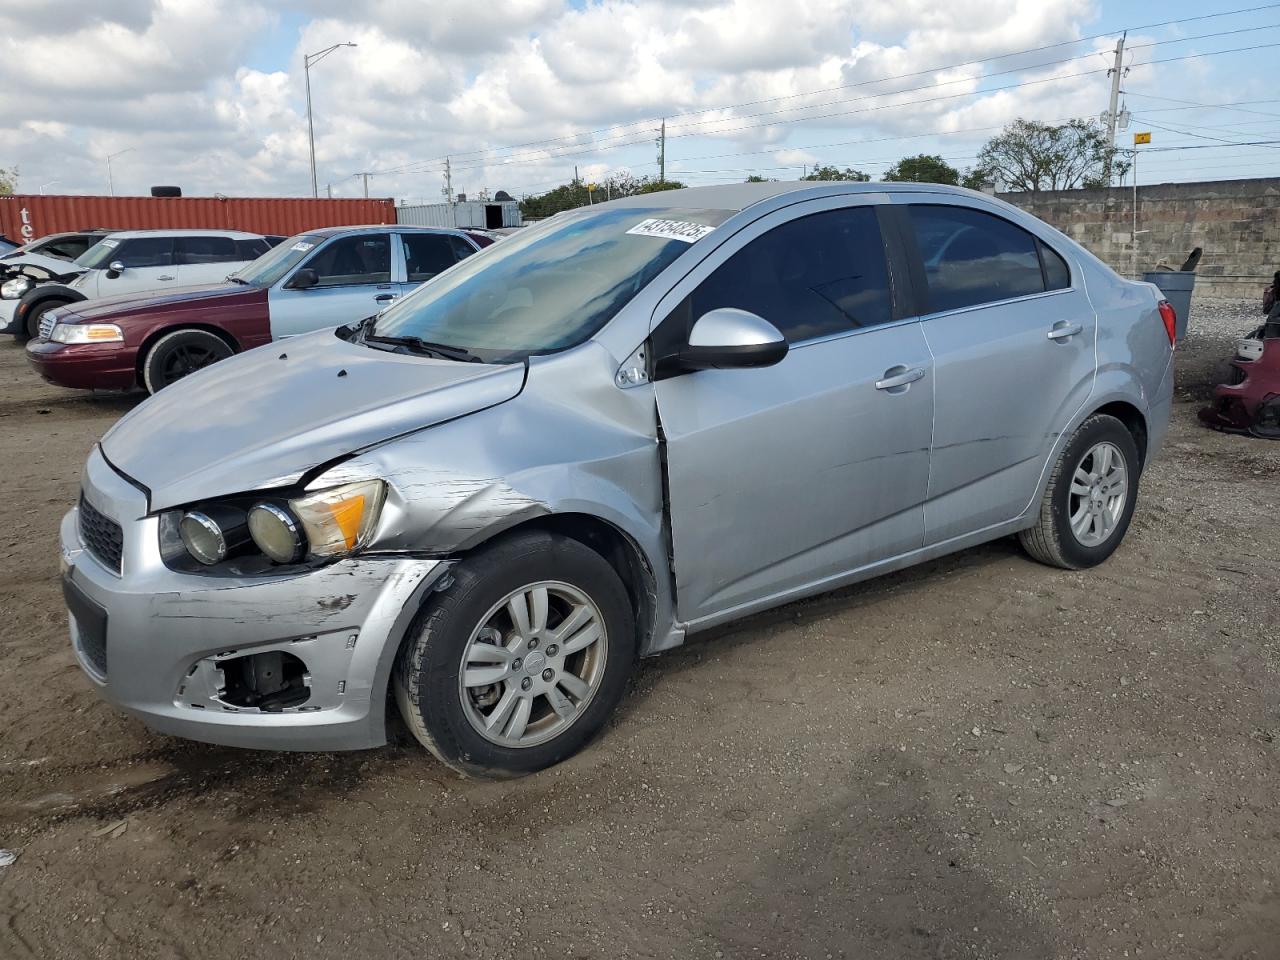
xmin=106 ymin=148 xmax=134 ymax=197
xmin=39 ymin=180 xmax=60 ymax=195
xmin=304 ymin=42 xmax=357 ymax=198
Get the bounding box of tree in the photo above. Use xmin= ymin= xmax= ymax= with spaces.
xmin=0 ymin=166 xmax=16 ymax=195
xmin=518 ymin=174 xmax=686 ymax=219
xmin=745 ymin=174 xmax=774 ymax=183
xmin=975 ymin=118 xmax=1130 ymax=193
xmin=800 ymin=165 xmax=869 ymax=182
xmin=882 ymin=154 xmax=960 ymax=185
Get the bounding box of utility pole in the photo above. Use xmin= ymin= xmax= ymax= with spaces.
xmin=361 ymin=173 xmax=369 ymax=198
xmin=1103 ymin=32 xmax=1126 ymax=186
xmin=657 ymin=119 xmax=666 ymax=182
xmin=304 ymin=42 xmax=358 ymax=198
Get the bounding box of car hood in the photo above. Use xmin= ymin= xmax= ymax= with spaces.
xmin=100 ymin=329 xmax=527 ymax=511
xmin=68 ymin=282 xmax=262 ymax=319
xmin=1 ymin=252 xmax=81 ymax=277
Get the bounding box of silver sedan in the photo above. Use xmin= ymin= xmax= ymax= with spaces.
xmin=59 ymin=181 xmax=1175 ymax=777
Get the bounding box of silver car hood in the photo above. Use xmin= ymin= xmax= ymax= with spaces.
xmin=101 ymin=330 xmax=526 ymax=511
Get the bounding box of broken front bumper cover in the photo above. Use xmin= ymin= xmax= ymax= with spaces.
xmin=61 ymin=449 xmax=450 ymax=751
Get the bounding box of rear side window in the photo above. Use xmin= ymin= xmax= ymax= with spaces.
xmin=401 ymin=233 xmax=460 ymax=283
xmin=1039 ymin=239 xmax=1071 ymax=290
xmin=908 ymin=205 xmax=1045 ymax=312
xmin=236 ymin=238 xmax=272 ymax=260
xmin=175 ymin=236 xmax=238 ymax=264
xmin=448 ymin=235 xmax=478 ymax=260
xmin=677 ymin=206 xmax=893 ymax=343
xmin=116 ymin=237 xmax=175 ymax=268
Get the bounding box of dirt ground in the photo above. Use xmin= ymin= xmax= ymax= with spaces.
xmin=0 ymin=307 xmax=1277 ymax=960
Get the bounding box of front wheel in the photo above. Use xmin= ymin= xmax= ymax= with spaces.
xmin=141 ymin=328 xmax=234 ymax=394
xmin=1019 ymin=413 xmax=1141 ymax=569
xmin=394 ymin=531 xmax=635 ymax=778
xmin=23 ymin=299 xmax=70 ymax=342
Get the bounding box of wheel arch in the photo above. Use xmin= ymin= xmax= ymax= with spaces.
xmin=1090 ymin=399 xmax=1149 ymax=468
xmin=453 ymin=512 xmax=659 ymax=659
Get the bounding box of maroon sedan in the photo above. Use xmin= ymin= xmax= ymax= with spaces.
xmin=27 ymin=225 xmax=490 ymax=393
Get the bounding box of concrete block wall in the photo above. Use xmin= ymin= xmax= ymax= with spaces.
xmin=998 ymin=178 xmax=1280 ymax=300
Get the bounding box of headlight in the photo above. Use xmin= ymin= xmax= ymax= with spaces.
xmin=247 ymin=503 xmax=306 ymax=564
xmin=50 ymin=322 xmax=123 ymax=344
xmin=1 ymin=276 xmax=32 ymax=299
xmin=178 ymin=506 xmax=249 ymax=565
xmin=246 ymin=480 xmax=387 ymax=564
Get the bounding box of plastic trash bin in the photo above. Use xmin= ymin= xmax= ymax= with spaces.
xmin=1142 ymin=270 xmax=1195 ymax=340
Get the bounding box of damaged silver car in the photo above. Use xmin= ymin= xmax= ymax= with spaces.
xmin=60 ymin=182 xmax=1175 ymax=777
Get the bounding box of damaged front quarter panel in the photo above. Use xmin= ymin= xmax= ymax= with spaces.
xmin=316 ymin=340 xmax=682 ymax=654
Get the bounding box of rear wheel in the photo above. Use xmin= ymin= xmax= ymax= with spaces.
xmin=141 ymin=329 xmax=234 ymax=394
xmin=394 ymin=531 xmax=635 ymax=778
xmin=1019 ymin=414 xmax=1140 ymax=569
xmin=22 ymin=299 xmax=70 ymax=342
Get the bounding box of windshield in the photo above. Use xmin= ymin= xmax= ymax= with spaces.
xmin=230 ymin=233 xmax=327 ymax=286
xmin=75 ymin=237 xmax=123 ymax=269
xmin=368 ymin=206 xmax=732 ymax=363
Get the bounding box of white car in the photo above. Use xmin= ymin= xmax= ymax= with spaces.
xmin=3 ymin=229 xmax=274 ymax=340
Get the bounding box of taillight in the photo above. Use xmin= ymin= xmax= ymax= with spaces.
xmin=1158 ymin=300 xmax=1177 ymax=348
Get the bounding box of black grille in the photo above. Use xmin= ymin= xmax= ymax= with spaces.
xmin=79 ymin=495 xmax=124 ymax=573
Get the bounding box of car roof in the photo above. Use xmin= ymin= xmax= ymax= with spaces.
xmin=602 ymin=180 xmax=991 ymax=213
xmin=100 ymin=228 xmax=264 ymax=240
xmin=299 ymin=225 xmax=472 ymax=238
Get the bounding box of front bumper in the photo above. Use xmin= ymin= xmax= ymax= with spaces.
xmin=26 ymin=337 xmax=140 ymax=390
xmin=60 ymin=447 xmax=449 ymax=751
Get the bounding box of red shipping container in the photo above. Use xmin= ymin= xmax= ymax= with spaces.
xmin=0 ymin=194 xmax=397 ymax=244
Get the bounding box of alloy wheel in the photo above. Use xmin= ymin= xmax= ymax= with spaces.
xmin=1067 ymin=440 xmax=1128 ymax=547
xmin=458 ymin=581 xmax=608 ymax=748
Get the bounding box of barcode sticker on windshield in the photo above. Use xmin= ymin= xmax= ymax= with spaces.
xmin=290 ymin=241 xmax=315 ymax=252
xmin=100 ymin=239 xmax=119 ymax=248
xmin=625 ymin=219 xmax=715 ymax=243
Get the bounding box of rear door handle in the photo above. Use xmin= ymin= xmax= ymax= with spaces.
xmin=1047 ymin=321 xmax=1084 ymax=340
xmin=157 ymin=275 xmax=175 ymax=281
xmin=875 ymin=366 xmax=926 ymax=391
xmin=374 ymin=294 xmax=398 ymax=302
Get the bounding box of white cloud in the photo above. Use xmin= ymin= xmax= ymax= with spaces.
xmin=0 ymin=0 xmax=1252 ymax=199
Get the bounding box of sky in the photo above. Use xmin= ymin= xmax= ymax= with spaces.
xmin=1 ymin=0 xmax=1277 ymax=201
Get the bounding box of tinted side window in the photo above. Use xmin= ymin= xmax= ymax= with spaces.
xmin=116 ymin=237 xmax=175 ymax=268
xmin=683 ymin=206 xmax=892 ymax=343
xmin=175 ymin=236 xmax=238 ymax=264
xmin=1039 ymin=239 xmax=1071 ymax=290
xmin=402 ymin=234 xmax=459 ymax=282
xmin=303 ymin=234 xmax=391 ymax=287
xmin=236 ymin=238 xmax=272 ymax=260
xmin=908 ymin=205 xmax=1045 ymax=312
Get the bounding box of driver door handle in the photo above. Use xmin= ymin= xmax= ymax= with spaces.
xmin=157 ymin=275 xmax=175 ymax=281
xmin=875 ymin=366 xmax=926 ymax=391
xmin=1047 ymin=321 xmax=1084 ymax=340
xmin=374 ymin=294 xmax=398 ymax=303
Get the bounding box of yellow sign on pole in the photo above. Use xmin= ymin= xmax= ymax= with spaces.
xmin=1134 ymin=132 xmax=1152 ymax=145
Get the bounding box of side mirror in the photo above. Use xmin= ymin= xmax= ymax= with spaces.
xmin=106 ymin=260 xmax=125 ymax=279
xmin=663 ymin=308 xmax=788 ymax=375
xmin=286 ymin=268 xmax=319 ymax=290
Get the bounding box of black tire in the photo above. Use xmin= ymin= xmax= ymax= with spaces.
xmin=22 ymin=299 xmax=70 ymax=342
xmin=141 ymin=328 xmax=234 ymax=394
xmin=1019 ymin=413 xmax=1141 ymax=570
xmin=394 ymin=531 xmax=635 ymax=778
